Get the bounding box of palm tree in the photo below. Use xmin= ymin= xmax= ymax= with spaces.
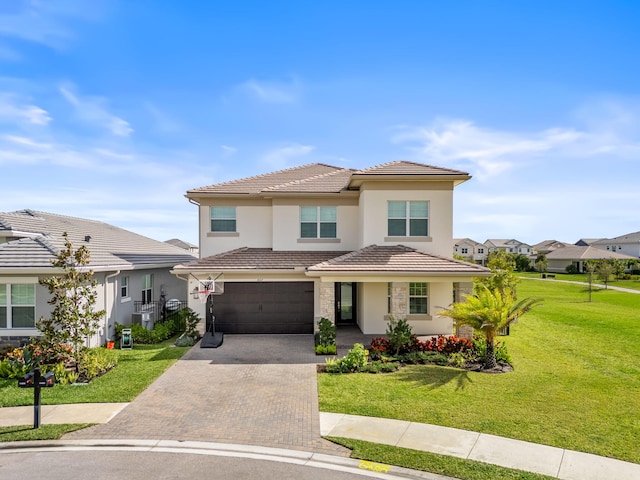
xmin=439 ymin=286 xmax=542 ymax=369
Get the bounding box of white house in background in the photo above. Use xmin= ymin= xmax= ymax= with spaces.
xmin=484 ymin=239 xmax=532 ymax=255
xmin=0 ymin=210 xmax=196 ymax=348
xmin=173 ymin=161 xmax=490 ymax=336
xmin=591 ymin=231 xmax=640 ymax=259
xmin=453 ymin=238 xmax=488 ymax=265
xmin=165 ymin=238 xmax=199 ymax=256
xmin=545 ymin=245 xmax=636 ymax=273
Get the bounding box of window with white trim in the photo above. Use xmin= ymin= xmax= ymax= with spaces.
xmin=0 ymin=284 xmax=36 ymax=328
xmin=478 ymin=248 xmax=484 ymax=253
xmin=121 ymin=276 xmax=129 ymax=298
xmin=142 ymin=274 xmax=153 ymax=304
xmin=409 ymin=282 xmax=428 ymax=314
xmin=387 ymin=201 xmax=428 ymax=237
xmin=461 ymin=247 xmax=468 ymax=254
xmin=210 ymin=206 xmax=236 ymax=232
xmin=300 ymin=206 xmax=337 ymax=238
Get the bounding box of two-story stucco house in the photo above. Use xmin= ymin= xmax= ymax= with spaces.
xmin=0 ymin=210 xmax=196 ymax=348
xmin=173 ymin=161 xmax=490 ymax=336
xmin=453 ymin=238 xmax=488 ymax=265
xmin=484 ymin=239 xmax=532 ymax=256
xmin=591 ymin=231 xmax=640 ymax=259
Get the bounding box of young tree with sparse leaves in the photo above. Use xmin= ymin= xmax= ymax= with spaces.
xmin=37 ymin=232 xmax=105 ymax=371
xmin=474 ymin=250 xmax=519 ymax=296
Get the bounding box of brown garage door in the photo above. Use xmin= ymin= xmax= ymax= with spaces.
xmin=211 ymin=282 xmax=314 ymax=334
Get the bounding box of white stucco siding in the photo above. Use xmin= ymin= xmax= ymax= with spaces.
xmin=358 ymin=182 xmax=454 ymax=256
xmin=272 ymin=200 xmax=359 ymax=251
xmin=199 ymin=202 xmax=273 ymax=257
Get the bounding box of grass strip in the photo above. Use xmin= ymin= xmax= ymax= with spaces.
xmin=0 ymin=424 xmax=92 ymax=442
xmin=328 ymin=437 xmax=555 ymax=480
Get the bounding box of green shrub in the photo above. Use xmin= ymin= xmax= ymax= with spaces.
xmin=361 ymin=360 xmax=400 ymax=373
xmin=315 ymin=344 xmax=337 ymax=355
xmin=324 ymin=343 xmax=369 ymax=373
xmin=472 ymin=335 xmax=511 ymax=365
xmin=77 ymin=348 xmax=117 ymax=382
xmin=316 ymin=317 xmax=336 ymax=347
xmin=386 ymin=316 xmax=413 ymax=355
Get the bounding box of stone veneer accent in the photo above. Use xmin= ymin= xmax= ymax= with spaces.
xmin=319 ymin=282 xmax=335 ymax=323
xmin=390 ymin=282 xmax=408 ymax=319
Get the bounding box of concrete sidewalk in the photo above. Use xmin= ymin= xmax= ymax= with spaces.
xmin=0 ymin=403 xmax=129 ymax=427
xmin=2 ymin=403 xmax=640 ymax=479
xmin=320 ymin=413 xmax=640 ymax=480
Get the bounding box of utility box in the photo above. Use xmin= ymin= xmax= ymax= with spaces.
xmin=132 ymin=311 xmax=153 ymax=330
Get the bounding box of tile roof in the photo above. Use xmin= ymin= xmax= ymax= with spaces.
xmin=174 ymin=248 xmax=351 ymax=271
xmin=186 ymin=161 xmax=470 ymax=196
xmin=353 ymin=160 xmax=469 ymax=176
xmin=0 ymin=210 xmax=197 ymax=270
xmin=308 ymin=245 xmax=491 ymax=275
xmin=592 ymin=231 xmax=640 ymax=244
xmin=545 ymin=245 xmax=636 ymax=261
xmin=187 ymin=163 xmax=347 ymax=195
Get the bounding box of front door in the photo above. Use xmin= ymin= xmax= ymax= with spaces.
xmin=335 ymin=282 xmax=357 ymax=325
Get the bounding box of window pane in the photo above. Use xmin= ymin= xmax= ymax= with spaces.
xmin=410 ymin=283 xmax=427 ymax=296
xmin=319 ymin=223 xmax=336 ymax=238
xmin=212 ymin=219 xmax=236 ymax=232
xmin=409 ymin=298 xmax=428 ymax=314
xmin=12 ymin=306 xmax=35 ymax=328
xmin=300 ymin=223 xmax=317 ymax=238
xmin=388 ymin=219 xmax=406 ymax=236
xmin=0 ymin=307 xmax=6 ymax=328
xmin=409 ymin=201 xmax=428 ymax=218
xmin=300 ymin=206 xmax=317 ymax=222
xmin=11 ymin=284 xmax=34 ymax=305
xmin=0 ymin=285 xmax=6 ymax=305
xmin=388 ymin=201 xmax=406 ymax=218
xmin=319 ymin=206 xmax=336 ymax=222
xmin=410 ymin=219 xmax=428 ymax=236
xmin=211 ymin=206 xmax=235 ymax=219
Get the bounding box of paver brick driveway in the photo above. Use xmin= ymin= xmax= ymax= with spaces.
xmin=64 ymin=335 xmax=349 ymax=456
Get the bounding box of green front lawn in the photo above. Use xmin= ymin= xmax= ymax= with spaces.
xmin=519 ymin=272 xmax=640 ymax=291
xmin=0 ymin=338 xmax=191 ymax=407
xmin=319 ymin=279 xmax=640 ymax=464
xmin=0 ymin=424 xmax=92 ymax=442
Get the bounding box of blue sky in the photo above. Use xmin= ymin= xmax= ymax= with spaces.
xmin=1 ymin=1 xmax=639 ymax=246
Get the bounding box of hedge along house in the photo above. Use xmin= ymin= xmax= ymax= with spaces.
xmin=172 ymin=161 xmax=490 ymax=336
xmin=0 ymin=210 xmax=197 ymax=348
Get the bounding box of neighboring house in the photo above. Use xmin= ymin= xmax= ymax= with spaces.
xmin=165 ymin=238 xmax=199 ymax=256
xmin=453 ymin=238 xmax=488 ymax=265
xmin=545 ymin=245 xmax=636 ymax=273
xmin=0 ymin=210 xmax=197 ymax=348
xmin=574 ymin=238 xmax=603 ymax=247
xmin=532 ymin=240 xmax=569 ymax=255
xmin=484 ymin=239 xmax=532 ymax=255
xmin=172 ymin=161 xmax=490 ymax=336
xmin=591 ymin=231 xmax=640 ymax=259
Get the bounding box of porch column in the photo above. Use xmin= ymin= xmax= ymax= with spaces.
xmin=319 ymin=281 xmax=335 ymax=324
xmin=454 ymin=282 xmax=474 ymax=339
xmin=390 ymin=282 xmax=408 ymax=319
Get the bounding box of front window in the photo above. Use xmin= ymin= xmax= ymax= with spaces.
xmin=478 ymin=248 xmax=484 ymax=254
xmin=121 ymin=276 xmax=129 ymax=298
xmin=461 ymin=247 xmax=468 ymax=254
xmin=142 ymin=274 xmax=153 ymax=304
xmin=300 ymin=206 xmax=336 ymax=238
xmin=0 ymin=284 xmax=35 ymax=328
xmin=409 ymin=282 xmax=428 ymax=314
xmin=388 ymin=201 xmax=428 ymax=237
xmin=210 ymin=206 xmax=236 ymax=232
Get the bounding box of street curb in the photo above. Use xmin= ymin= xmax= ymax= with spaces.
xmin=0 ymin=438 xmax=454 ymax=480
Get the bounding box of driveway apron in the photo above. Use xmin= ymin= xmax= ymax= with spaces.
xmin=63 ymin=335 xmax=349 ymax=456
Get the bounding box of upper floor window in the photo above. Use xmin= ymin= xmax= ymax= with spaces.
xmin=0 ymin=284 xmax=35 ymax=328
xmin=210 ymin=206 xmax=236 ymax=232
xmin=461 ymin=247 xmax=468 ymax=254
xmin=409 ymin=282 xmax=428 ymax=314
xmin=478 ymin=248 xmax=484 ymax=254
xmin=388 ymin=201 xmax=428 ymax=237
xmin=300 ymin=206 xmax=336 ymax=238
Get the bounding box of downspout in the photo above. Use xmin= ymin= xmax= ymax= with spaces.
xmin=104 ymin=270 xmax=120 ymax=343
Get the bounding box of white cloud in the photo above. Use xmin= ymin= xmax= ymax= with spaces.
xmin=240 ymin=77 xmax=301 ymax=103
xmin=261 ymin=143 xmax=315 ymax=170
xmin=59 ymin=84 xmax=133 ymax=137
xmin=0 ymin=93 xmax=51 ymax=125
xmin=221 ymin=145 xmax=237 ymax=156
xmin=0 ymin=0 xmax=106 ymax=50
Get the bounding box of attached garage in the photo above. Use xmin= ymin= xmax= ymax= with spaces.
xmin=210 ymin=282 xmax=314 ymax=334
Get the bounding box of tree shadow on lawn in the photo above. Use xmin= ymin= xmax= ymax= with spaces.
xmin=394 ymin=365 xmax=473 ymax=391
